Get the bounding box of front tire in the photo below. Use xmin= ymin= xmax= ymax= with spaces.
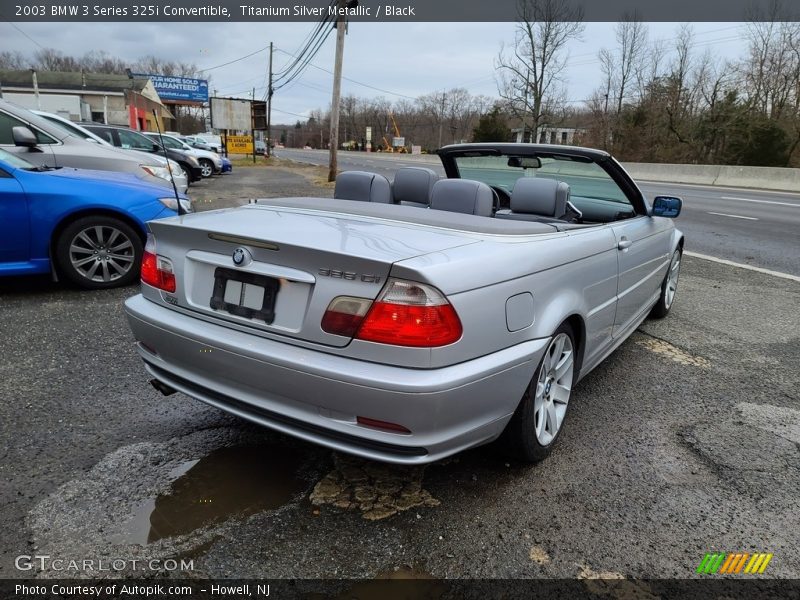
xmin=650 ymin=247 xmax=682 ymax=318
xmin=199 ymin=159 xmax=214 ymax=178
xmin=501 ymin=322 xmax=576 ymax=463
xmin=55 ymin=216 xmax=143 ymax=289
xmin=178 ymin=162 xmax=196 ymax=184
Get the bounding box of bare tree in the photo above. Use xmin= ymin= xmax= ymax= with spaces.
xmin=0 ymin=51 xmax=29 ymax=70
xmin=495 ymin=0 xmax=584 ymax=142
xmin=594 ymin=15 xmax=649 ymax=152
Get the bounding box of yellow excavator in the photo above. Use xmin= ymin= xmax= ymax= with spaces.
xmin=381 ymin=112 xmax=407 ymax=153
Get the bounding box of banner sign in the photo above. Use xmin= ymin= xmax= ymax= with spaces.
xmin=139 ymin=74 xmax=208 ymax=103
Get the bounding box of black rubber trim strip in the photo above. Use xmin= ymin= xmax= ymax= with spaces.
xmin=145 ymin=361 xmax=428 ymax=458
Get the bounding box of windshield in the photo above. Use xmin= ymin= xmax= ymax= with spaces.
xmin=0 ymin=148 xmax=35 ymax=169
xmin=454 ymin=154 xmax=630 ymax=204
xmin=116 ymin=129 xmax=159 ymax=151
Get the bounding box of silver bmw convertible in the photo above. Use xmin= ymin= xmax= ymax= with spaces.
xmin=124 ymin=143 xmax=683 ymax=464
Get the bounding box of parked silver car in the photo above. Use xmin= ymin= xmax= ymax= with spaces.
xmin=124 ymin=143 xmax=683 ymax=465
xmin=0 ymin=100 xmax=179 ymax=190
xmin=143 ymin=133 xmax=222 ymax=178
xmin=31 ymin=110 xmax=189 ymax=194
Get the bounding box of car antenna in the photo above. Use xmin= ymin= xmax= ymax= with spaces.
xmin=151 ymin=109 xmax=185 ymax=216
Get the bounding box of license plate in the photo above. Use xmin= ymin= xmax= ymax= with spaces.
xmin=210 ymin=268 xmax=279 ymax=324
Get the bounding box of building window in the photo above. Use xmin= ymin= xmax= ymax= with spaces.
xmin=91 ymin=111 xmax=105 ymax=124
xmin=561 ymin=131 xmax=568 ymax=144
xmin=549 ymin=131 xmax=556 ymax=144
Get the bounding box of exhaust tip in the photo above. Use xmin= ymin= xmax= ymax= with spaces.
xmin=149 ymin=378 xmax=177 ymax=397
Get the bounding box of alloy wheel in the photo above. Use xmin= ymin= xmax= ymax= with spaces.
xmin=533 ymin=333 xmax=574 ymax=446
xmin=68 ymin=225 xmax=135 ymax=283
xmin=665 ymin=250 xmax=681 ymax=309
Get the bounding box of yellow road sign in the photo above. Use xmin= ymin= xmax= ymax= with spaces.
xmin=226 ymin=135 xmax=254 ymax=154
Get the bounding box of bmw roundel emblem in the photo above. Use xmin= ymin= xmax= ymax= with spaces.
xmin=232 ymin=247 xmax=247 ymax=266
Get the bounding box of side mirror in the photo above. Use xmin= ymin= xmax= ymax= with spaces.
xmin=151 ymin=143 xmax=161 ymax=152
xmin=652 ymin=196 xmax=682 ymax=218
xmin=12 ymin=126 xmax=38 ymax=148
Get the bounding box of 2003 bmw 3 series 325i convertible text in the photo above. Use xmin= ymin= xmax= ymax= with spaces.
xmin=124 ymin=143 xmax=684 ymax=464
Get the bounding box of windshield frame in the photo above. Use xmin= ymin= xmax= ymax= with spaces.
xmin=438 ymin=143 xmax=647 ymax=216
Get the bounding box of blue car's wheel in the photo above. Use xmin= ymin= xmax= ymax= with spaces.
xmin=55 ymin=216 xmax=143 ymax=289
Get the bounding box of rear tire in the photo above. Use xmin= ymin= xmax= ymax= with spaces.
xmin=650 ymin=247 xmax=682 ymax=319
xmin=501 ymin=322 xmax=576 ymax=463
xmin=199 ymin=159 xmax=214 ymax=178
xmin=55 ymin=216 xmax=142 ymax=289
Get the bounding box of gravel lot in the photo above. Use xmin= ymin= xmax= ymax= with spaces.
xmin=1 ymin=163 xmax=798 ymax=583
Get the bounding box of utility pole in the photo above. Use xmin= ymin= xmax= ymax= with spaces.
xmin=251 ymin=87 xmax=256 ymax=164
xmin=327 ymin=0 xmax=347 ymax=182
xmin=266 ymin=42 xmax=273 ymax=158
xmin=30 ymin=69 xmax=41 ymax=110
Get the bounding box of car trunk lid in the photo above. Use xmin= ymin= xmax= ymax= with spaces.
xmin=146 ymin=202 xmax=480 ymax=347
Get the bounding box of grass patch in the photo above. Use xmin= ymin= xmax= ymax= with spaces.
xmin=226 ymin=155 xmax=279 ymax=167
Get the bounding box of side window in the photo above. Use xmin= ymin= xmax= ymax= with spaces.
xmin=117 ymin=129 xmax=153 ymax=150
xmin=160 ymin=136 xmax=181 ymax=149
xmin=94 ymin=129 xmax=115 ymax=145
xmin=0 ymin=112 xmax=57 ymax=145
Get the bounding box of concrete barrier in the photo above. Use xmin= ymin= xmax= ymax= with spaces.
xmin=324 ymin=150 xmax=800 ymax=192
xmin=621 ymin=162 xmax=800 ymax=193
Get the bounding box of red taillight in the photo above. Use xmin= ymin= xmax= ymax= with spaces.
xmin=355 ymin=278 xmax=462 ymax=347
xmin=141 ymin=234 xmax=176 ymax=293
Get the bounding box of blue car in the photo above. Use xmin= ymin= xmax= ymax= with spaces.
xmin=0 ymin=148 xmax=191 ymax=289
xmin=221 ymin=157 xmax=233 ymax=173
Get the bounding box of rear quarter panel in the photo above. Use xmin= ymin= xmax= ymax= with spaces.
xmin=392 ymin=226 xmax=619 ymax=369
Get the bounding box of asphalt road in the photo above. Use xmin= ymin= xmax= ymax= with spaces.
xmin=276 ymin=148 xmax=800 ymax=276
xmin=1 ymin=164 xmax=798 ymax=585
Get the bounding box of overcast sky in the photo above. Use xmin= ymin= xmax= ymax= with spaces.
xmin=3 ymin=21 xmax=746 ymax=124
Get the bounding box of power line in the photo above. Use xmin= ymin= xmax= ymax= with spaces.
xmin=273 ymin=2 xmax=335 ymax=82
xmin=273 ymin=24 xmax=335 ymax=92
xmin=272 ymin=107 xmax=311 ymax=118
xmin=4 ymin=21 xmax=45 ymax=50
xmin=274 ymin=47 xmax=417 ymax=100
xmin=198 ymin=44 xmax=271 ymax=73
xmin=272 ymin=18 xmax=336 ymax=94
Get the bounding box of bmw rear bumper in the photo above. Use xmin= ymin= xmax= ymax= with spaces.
xmin=124 ymin=294 xmax=548 ymax=464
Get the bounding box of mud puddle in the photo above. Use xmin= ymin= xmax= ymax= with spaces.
xmin=114 ymin=444 xmax=307 ymax=545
